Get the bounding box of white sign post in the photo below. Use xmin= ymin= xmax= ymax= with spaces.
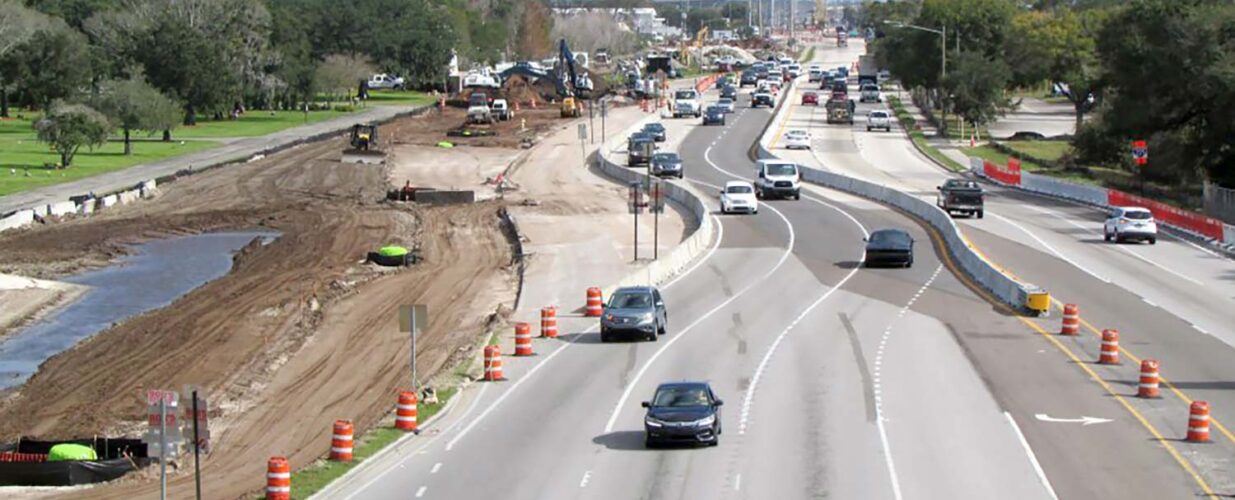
xmin=143 ymin=389 xmax=181 ymax=500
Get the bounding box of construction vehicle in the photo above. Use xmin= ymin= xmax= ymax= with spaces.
xmin=561 ymin=96 xmax=582 ymax=118
xmin=555 ymin=39 xmax=589 ymax=117
xmin=595 ymin=49 xmax=612 ymax=65
xmin=342 ymin=124 xmax=385 ymax=164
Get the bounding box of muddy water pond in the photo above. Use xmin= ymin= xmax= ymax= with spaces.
xmin=0 ymin=231 xmax=278 ymax=390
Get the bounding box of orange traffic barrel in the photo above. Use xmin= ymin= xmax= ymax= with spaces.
xmin=1099 ymin=329 xmax=1120 ymax=364
xmin=1138 ymin=359 xmax=1160 ymax=398
xmin=514 ymin=322 xmax=533 ymax=356
xmin=330 ymin=419 xmax=353 ymax=461
xmin=585 ymin=288 xmax=604 ymax=317
xmin=266 ymin=456 xmax=290 ymax=500
xmin=540 ymin=306 xmax=558 ymax=338
xmin=396 ymin=391 xmax=418 ymax=431
xmin=1188 ymin=401 xmax=1211 ymax=442
xmin=1060 ymin=303 xmax=1079 ymax=335
xmin=483 ymin=345 xmax=505 ymax=381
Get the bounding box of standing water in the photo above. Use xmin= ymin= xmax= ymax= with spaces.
xmin=0 ymin=231 xmax=279 ymax=391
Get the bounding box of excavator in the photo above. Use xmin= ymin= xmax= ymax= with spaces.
xmin=342 ymin=123 xmax=384 ymax=164
xmin=557 ymin=39 xmax=585 ymax=118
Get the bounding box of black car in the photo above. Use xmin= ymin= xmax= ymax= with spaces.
xmin=864 ymin=229 xmax=915 ymax=268
xmin=627 ymin=137 xmax=654 ymax=167
xmin=702 ymin=106 xmax=726 ymax=126
xmin=752 ymin=92 xmax=774 ymax=108
xmin=739 ymin=72 xmax=758 ymax=87
xmin=642 ymin=382 xmax=723 ymax=447
xmin=720 ymin=85 xmax=737 ymax=99
xmin=651 ymin=152 xmax=684 ymax=178
xmin=643 ymin=122 xmax=667 ymax=142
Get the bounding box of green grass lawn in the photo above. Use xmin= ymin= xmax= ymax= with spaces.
xmin=0 ymin=117 xmax=215 ymax=196
xmin=1003 ymin=140 xmax=1070 ymax=162
xmin=170 ymin=109 xmax=355 ymax=139
xmin=365 ymin=90 xmax=435 ymax=107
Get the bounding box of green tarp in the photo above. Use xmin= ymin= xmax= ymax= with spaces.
xmin=47 ymin=444 xmax=97 ymax=462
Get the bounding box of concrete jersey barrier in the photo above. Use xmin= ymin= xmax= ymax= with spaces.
xmin=758 ymin=77 xmax=1038 ymax=311
xmin=593 ymin=109 xmax=716 ymax=297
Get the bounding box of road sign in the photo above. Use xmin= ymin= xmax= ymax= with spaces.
xmin=649 ymin=180 xmax=666 ymax=214
xmin=1131 ymin=140 xmax=1148 ymax=165
xmin=628 ymin=182 xmax=646 ymax=214
xmin=181 ymin=388 xmax=211 ymax=454
xmin=398 ymin=304 xmax=428 ymax=333
xmin=146 ymin=390 xmax=179 ymax=428
xmin=577 ymin=123 xmax=588 ymax=140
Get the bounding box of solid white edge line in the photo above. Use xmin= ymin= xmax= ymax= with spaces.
xmin=1004 ymin=411 xmax=1060 ymax=500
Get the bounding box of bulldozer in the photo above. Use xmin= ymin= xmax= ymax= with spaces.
xmin=342 ymin=123 xmax=385 ymax=164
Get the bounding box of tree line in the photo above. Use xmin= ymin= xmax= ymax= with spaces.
xmin=867 ymin=0 xmax=1235 ymax=188
xmin=2 ymin=0 xmax=552 ymax=166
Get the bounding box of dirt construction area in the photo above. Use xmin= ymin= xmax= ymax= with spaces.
xmin=0 ymin=98 xmax=691 ymax=498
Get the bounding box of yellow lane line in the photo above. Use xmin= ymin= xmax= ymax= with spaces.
xmin=920 ymin=218 xmax=1218 ymax=497
xmin=1048 ymin=299 xmax=1235 ymax=447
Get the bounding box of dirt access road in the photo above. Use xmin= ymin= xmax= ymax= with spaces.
xmin=0 ymin=116 xmax=526 ymax=498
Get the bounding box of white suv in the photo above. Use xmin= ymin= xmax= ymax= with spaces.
xmin=1104 ymin=207 xmax=1157 ymax=244
xmin=867 ymin=110 xmax=892 ymax=132
xmin=755 ymin=159 xmax=801 ymax=200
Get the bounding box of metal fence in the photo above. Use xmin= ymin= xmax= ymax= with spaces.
xmin=1203 ymin=181 xmax=1235 ymax=225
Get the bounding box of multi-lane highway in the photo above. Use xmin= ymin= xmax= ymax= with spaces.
xmin=317 ymin=41 xmax=1233 ymax=499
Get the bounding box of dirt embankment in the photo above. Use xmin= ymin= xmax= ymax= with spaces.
xmin=0 ymin=111 xmax=527 ymax=498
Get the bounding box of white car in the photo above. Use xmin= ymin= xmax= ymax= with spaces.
xmin=787 ymin=64 xmax=803 ymax=78
xmin=367 ymin=73 xmax=405 ymax=90
xmin=1104 ymin=206 xmax=1158 ymax=244
xmin=720 ymin=181 xmax=758 ymax=214
xmin=867 ymin=110 xmax=892 ymax=132
xmin=808 ymin=69 xmax=823 ymax=82
xmin=716 ymin=98 xmax=736 ymax=113
xmin=784 ymin=129 xmax=811 ymax=149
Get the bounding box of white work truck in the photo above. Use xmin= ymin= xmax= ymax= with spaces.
xmin=672 ymin=89 xmax=701 ymax=118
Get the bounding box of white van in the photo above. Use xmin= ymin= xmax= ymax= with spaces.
xmin=754 ymin=159 xmax=801 ymax=200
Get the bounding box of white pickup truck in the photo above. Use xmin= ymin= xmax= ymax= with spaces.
xmin=673 ymin=89 xmax=701 ymax=118
xmin=367 ymin=73 xmax=405 ymax=90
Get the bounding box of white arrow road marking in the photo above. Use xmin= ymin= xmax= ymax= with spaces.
xmin=1034 ymin=413 xmax=1113 ymax=426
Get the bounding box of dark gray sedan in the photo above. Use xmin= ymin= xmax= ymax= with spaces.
xmin=651 ymin=152 xmax=683 ymax=178
xmin=864 ymin=229 xmax=914 ymax=268
xmin=643 ymin=122 xmax=667 ymax=142
xmin=600 ymin=286 xmax=667 ymax=342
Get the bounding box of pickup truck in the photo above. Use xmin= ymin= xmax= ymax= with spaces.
xmin=628 ymin=136 xmax=655 ymax=167
xmin=936 ymin=179 xmax=985 ymax=218
xmin=466 ymin=93 xmax=494 ymax=124
xmin=367 ymin=73 xmax=405 ymax=90
xmin=859 ymin=84 xmax=881 ymax=103
xmin=491 ymin=99 xmax=513 ymax=121
xmin=751 ymin=89 xmax=774 ymax=108
xmin=672 ymin=89 xmax=701 ymax=118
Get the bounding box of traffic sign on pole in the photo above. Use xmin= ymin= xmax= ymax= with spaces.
xmin=1131 ymin=140 xmax=1148 ymax=166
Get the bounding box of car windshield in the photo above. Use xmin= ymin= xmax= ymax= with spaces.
xmin=1124 ymin=210 xmax=1153 ymax=220
xmin=870 ymin=230 xmax=909 ymax=245
xmin=708 ymin=107 xmax=723 ymax=113
xmin=675 ymin=91 xmax=696 ymax=100
xmin=645 ymin=123 xmax=663 ymax=131
xmin=653 ymin=153 xmax=678 ymax=162
xmin=944 ymin=179 xmax=978 ymax=189
xmin=870 ymin=111 xmax=888 ymax=119
xmin=609 ymin=292 xmax=652 ymax=309
xmin=652 ymin=386 xmax=711 ymax=407
xmin=765 ymin=163 xmax=796 ymax=176
xmin=726 ymin=185 xmax=753 ymax=194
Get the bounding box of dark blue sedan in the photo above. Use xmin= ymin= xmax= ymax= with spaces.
xmin=642 ymin=382 xmax=723 ymax=447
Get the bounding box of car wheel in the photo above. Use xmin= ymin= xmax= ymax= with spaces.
xmin=977 ymin=210 xmax=984 ymax=219
xmin=1149 ymin=237 xmax=1157 ymax=245
xmin=647 ymin=330 xmax=658 ymax=342
xmin=1103 ymin=229 xmax=1111 ymax=242
xmin=1114 ymin=232 xmax=1123 ymax=244
xmin=600 ymin=331 xmax=610 ymax=343
xmin=905 ymin=258 xmax=913 ymax=268
xmin=867 ymin=126 xmax=871 ymax=131
xmin=645 ymin=438 xmax=657 ymax=449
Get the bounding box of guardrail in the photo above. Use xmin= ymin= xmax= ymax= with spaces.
xmin=757 ymin=77 xmax=1041 ymax=311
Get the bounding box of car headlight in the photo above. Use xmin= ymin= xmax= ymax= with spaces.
xmin=604 ymin=313 xmax=615 ymax=321
xmin=694 ymin=414 xmax=716 ymax=427
xmin=645 ymin=417 xmax=665 ymax=428
xmin=637 ymin=313 xmax=655 ymax=324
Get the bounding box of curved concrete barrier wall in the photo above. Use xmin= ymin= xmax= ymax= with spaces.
xmin=593 ymin=111 xmax=715 ymax=294
xmin=758 ymin=78 xmax=1037 ymax=310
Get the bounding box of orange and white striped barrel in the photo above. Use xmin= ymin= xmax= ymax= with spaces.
xmin=266 ymin=456 xmax=291 ymax=500
xmin=330 ymin=419 xmax=353 ymax=461
xmin=514 ymin=322 xmax=533 ymax=356
xmin=1060 ymin=303 xmax=1079 ymax=335
xmin=1138 ymin=359 xmax=1160 ymax=398
xmin=585 ymin=287 xmax=604 ymax=317
xmin=395 ymin=391 xmax=418 ymax=431
xmin=483 ymin=345 xmax=505 ymax=381
xmin=540 ymin=306 xmax=558 ymax=338
xmin=1099 ymin=329 xmax=1120 ymax=364
xmin=1188 ymin=401 xmax=1211 ymax=442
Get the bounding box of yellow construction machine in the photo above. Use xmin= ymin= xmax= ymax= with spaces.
xmin=342 ymin=123 xmax=385 ymax=164
xmin=560 ymin=97 xmax=582 ymax=118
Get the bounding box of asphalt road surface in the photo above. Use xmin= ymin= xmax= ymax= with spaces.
xmin=317 ymin=43 xmax=1227 ymax=499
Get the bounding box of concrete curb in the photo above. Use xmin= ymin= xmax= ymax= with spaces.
xmin=757 ymin=77 xmax=1039 ymax=312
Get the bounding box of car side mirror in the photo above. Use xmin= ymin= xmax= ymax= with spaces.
xmin=641 ymin=401 xmax=650 ymax=408
xmin=936 ymin=186 xmax=942 ymax=190
xmin=714 ymin=400 xmax=724 ymax=406
xmin=719 ymin=189 xmax=725 ymax=195
xmin=862 ymin=237 xmax=868 ymax=242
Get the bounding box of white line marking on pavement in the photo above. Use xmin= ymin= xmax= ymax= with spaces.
xmin=1004 ymin=412 xmax=1060 ymax=500
xmin=734 ymin=473 xmax=742 ymax=491
xmin=446 ymin=202 xmax=726 ymax=451
xmin=603 ymin=175 xmax=796 ymax=434
xmin=430 ymin=462 xmax=441 ymax=474
xmin=415 ymin=486 xmax=427 ymax=498
xmin=870 ymin=264 xmax=943 ymax=500
xmin=1142 ymin=297 xmax=1157 ymax=307
xmin=987 ymin=212 xmax=1110 ymax=283
xmin=1193 ymin=323 xmax=1211 ymax=335
xmin=580 ymin=470 xmax=592 ymax=488
xmin=1019 ymin=204 xmax=1202 ymax=285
